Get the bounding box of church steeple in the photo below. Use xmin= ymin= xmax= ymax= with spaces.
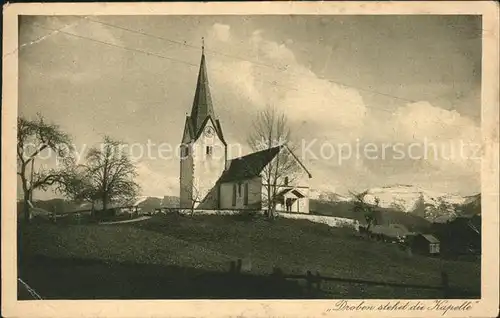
xmin=190 ymin=38 xmax=216 ymax=134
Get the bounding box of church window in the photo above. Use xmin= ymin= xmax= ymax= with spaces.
xmin=284 ymin=176 xmax=289 ymax=186
xmin=206 ymin=146 xmax=213 ymax=156
xmin=244 ymin=183 xmax=249 ymax=205
xmin=232 ymin=184 xmax=237 ymax=206
xmin=238 ymin=183 xmax=242 ymax=196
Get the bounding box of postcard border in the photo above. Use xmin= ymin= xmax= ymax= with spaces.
xmin=2 ymin=2 xmax=499 ymax=318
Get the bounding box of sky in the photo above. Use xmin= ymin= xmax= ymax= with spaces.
xmin=18 ymin=15 xmax=482 ymax=199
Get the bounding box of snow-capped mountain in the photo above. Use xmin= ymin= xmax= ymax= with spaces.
xmin=309 ymin=189 xmax=351 ymax=202
xmin=362 ymin=184 xmax=468 ymax=213
xmin=311 ymin=185 xmax=480 ymax=221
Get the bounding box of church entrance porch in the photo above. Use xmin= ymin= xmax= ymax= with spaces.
xmin=275 ymin=188 xmax=306 ymax=214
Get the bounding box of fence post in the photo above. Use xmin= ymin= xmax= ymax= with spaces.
xmin=315 ymin=271 xmax=322 ymax=292
xmin=271 ymin=267 xmax=283 ymax=280
xmin=270 ymin=267 xmax=284 ymax=297
xmin=306 ymin=271 xmax=313 ymax=295
xmin=229 ymin=261 xmax=236 ymax=274
xmin=441 ymin=271 xmax=449 ymax=298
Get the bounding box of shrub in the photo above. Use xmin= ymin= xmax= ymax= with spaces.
xmin=234 ymin=210 xmax=260 ymax=221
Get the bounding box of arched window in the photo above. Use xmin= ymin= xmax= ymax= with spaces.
xmin=244 ymin=183 xmax=249 ymax=205
xmin=232 ymin=184 xmax=237 ymax=206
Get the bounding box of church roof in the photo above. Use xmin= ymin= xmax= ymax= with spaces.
xmin=219 ymin=146 xmax=282 ymax=183
xmin=276 ymin=188 xmax=306 ymax=199
xmin=183 ymin=115 xmax=226 ymax=145
xmin=190 ymin=53 xmax=216 ymax=133
xmin=183 ymin=49 xmax=225 ymax=144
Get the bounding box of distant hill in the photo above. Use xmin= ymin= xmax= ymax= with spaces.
xmin=309 ymin=189 xmax=350 ymax=202
xmin=17 ymin=198 xmax=80 ymax=215
xmin=17 ymin=195 xmax=180 ymax=216
xmin=310 ymin=199 xmax=431 ymax=233
xmin=457 ymin=193 xmax=481 ymax=216
xmin=311 ymin=185 xmax=481 ymax=222
xmin=133 ymin=196 xmax=162 ymax=214
xmin=161 ymin=196 xmax=180 ymax=208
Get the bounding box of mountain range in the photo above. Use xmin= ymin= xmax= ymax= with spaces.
xmin=21 ymin=184 xmax=480 ymax=226
xmin=311 ymin=184 xmax=481 ymax=221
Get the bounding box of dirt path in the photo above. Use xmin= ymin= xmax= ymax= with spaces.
xmin=99 ymin=216 xmax=151 ymax=225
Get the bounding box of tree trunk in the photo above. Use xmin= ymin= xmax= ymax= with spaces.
xmin=19 ymin=164 xmax=32 ymax=223
xmin=23 ymin=190 xmax=31 ymax=222
xmin=91 ymin=201 xmax=96 ymax=218
xmin=102 ymin=193 xmax=108 ymax=212
xmin=267 ymin=186 xmax=273 ymax=218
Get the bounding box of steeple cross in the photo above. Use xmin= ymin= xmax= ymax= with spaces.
xmin=202 ymin=37 xmax=205 ymax=53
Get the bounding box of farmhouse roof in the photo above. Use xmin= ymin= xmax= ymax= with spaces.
xmin=219 ymin=146 xmax=281 ymax=183
xmin=421 ymin=234 xmax=440 ymax=243
xmin=389 ymin=223 xmax=409 ymax=233
xmin=370 ymin=225 xmax=409 ymax=238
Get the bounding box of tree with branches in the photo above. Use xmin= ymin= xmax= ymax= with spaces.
xmin=55 ymin=164 xmax=99 ymax=213
xmin=181 ymin=184 xmax=204 ymax=216
xmin=58 ymin=136 xmax=140 ymax=215
xmin=17 ymin=114 xmax=73 ymax=222
xmin=247 ymin=105 xmax=300 ymax=218
xmin=351 ymin=191 xmax=380 ymax=232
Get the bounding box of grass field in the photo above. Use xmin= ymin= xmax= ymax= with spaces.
xmin=18 ymin=214 xmax=480 ymax=299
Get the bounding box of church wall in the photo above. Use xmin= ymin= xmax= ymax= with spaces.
xmin=219 ymin=176 xmax=262 ymax=210
xmin=260 ymin=148 xmax=312 ymax=213
xmin=192 ymin=120 xmax=226 ymax=208
xmin=179 ymin=144 xmax=193 ymax=209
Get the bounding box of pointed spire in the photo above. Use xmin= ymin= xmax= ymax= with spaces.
xmin=190 ymin=39 xmax=215 ymax=134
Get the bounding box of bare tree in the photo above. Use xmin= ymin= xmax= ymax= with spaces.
xmin=247 ymin=105 xmax=300 ymax=218
xmin=350 ymin=191 xmax=380 ymax=232
xmin=181 ymin=184 xmax=204 ymax=216
xmin=17 ymin=114 xmax=73 ymax=221
xmin=412 ymin=193 xmax=427 ymax=218
xmin=60 ymin=136 xmax=140 ymax=214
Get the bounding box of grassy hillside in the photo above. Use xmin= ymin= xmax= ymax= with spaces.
xmin=19 ymin=214 xmax=479 ymax=299
xmin=310 ymin=199 xmax=431 ymax=232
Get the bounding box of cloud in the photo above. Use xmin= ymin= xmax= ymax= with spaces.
xmin=135 ymin=161 xmax=178 ymax=197
xmin=208 ymin=29 xmax=479 ymax=195
xmin=20 ymin=18 xmax=481 ymax=198
xmin=21 ymin=16 xmax=124 ymax=84
xmin=357 ymin=100 xmax=481 ymax=194
xmin=394 ymin=102 xmax=480 ymax=173
xmin=212 ymin=30 xmax=368 ymax=142
xmin=211 ymin=23 xmax=231 ymax=42
xmin=211 ymin=60 xmax=265 ymax=106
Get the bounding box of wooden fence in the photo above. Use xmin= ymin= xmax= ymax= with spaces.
xmin=43 ymin=205 xmax=143 ymax=224
xmin=226 ymin=259 xmax=476 ymax=299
